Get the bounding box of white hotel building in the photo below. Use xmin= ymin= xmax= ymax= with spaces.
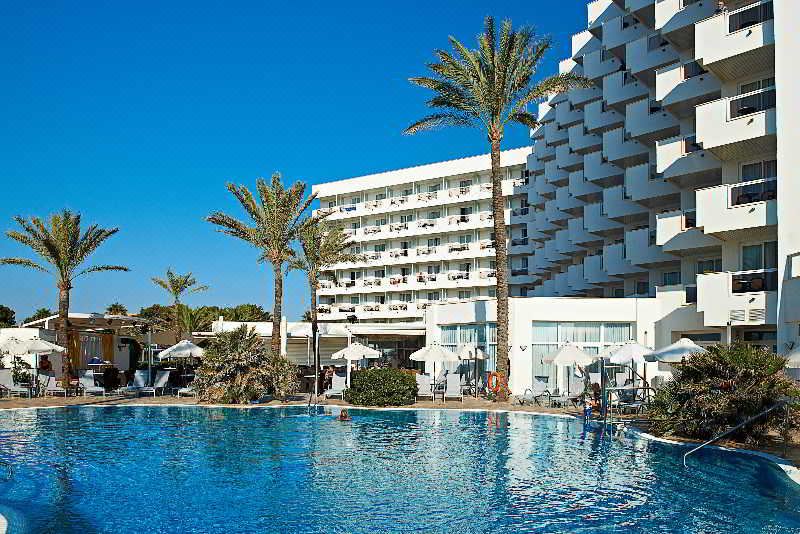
xmin=311 ymin=0 xmax=800 ymax=394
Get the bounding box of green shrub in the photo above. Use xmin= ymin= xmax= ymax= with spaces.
xmin=649 ymin=343 xmax=800 ymax=444
xmin=344 ymin=368 xmax=418 ymax=406
xmin=194 ymin=326 xmax=299 ymax=404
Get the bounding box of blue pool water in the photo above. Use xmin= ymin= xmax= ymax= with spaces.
xmin=0 ymin=406 xmax=799 ymax=533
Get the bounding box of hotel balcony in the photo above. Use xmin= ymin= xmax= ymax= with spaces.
xmin=535 ymin=210 xmax=560 ymax=234
xmin=584 ymin=150 xmax=624 ymax=186
xmin=568 ymin=170 xmax=603 ymax=201
xmin=655 ymin=60 xmax=721 ymax=118
xmin=588 ymin=0 xmax=625 ymax=34
xmin=696 ymin=269 xmax=777 ymax=326
xmin=695 ymin=89 xmax=776 ymax=160
xmin=568 ymin=85 xmax=604 ymax=109
xmin=544 ymin=199 xmax=570 ymax=224
xmin=584 ymin=253 xmax=617 ymax=284
xmin=568 ymin=263 xmax=595 ymax=293
xmin=318 ymin=303 xmax=423 ymax=322
xmin=602 ymin=13 xmax=650 ymax=53
xmin=568 ymin=217 xmax=603 ymax=245
xmin=533 ymin=175 xmax=556 ymax=199
xmin=540 ymin=279 xmax=557 ymax=297
xmin=583 ymin=48 xmax=622 ymax=81
xmin=534 ymin=138 xmax=556 ymax=161
xmin=603 ymin=242 xmax=647 ymax=276
xmin=695 ymin=1 xmax=775 ymax=81
xmin=624 ymin=161 xmax=680 ymax=204
xmin=625 ymin=98 xmax=679 ymax=144
xmin=545 ymin=122 xmax=569 ymax=146
xmin=555 ymin=228 xmax=583 ymax=255
xmin=545 ymin=160 xmax=570 ymax=187
xmin=584 ymin=202 xmax=624 ymax=234
xmin=655 ymin=0 xmax=718 ymax=50
xmin=602 ymin=127 xmax=649 ymax=167
xmin=543 ymin=239 xmax=570 ymax=264
xmin=695 ymin=179 xmax=777 ymax=238
xmin=572 ymin=29 xmax=601 ymax=60
xmin=555 ymin=186 xmax=585 ymax=214
xmin=554 ymin=88 xmax=584 ymax=128
xmin=626 ymin=33 xmax=680 ymax=86
xmin=602 ymin=185 xmax=648 ymax=222
xmin=554 ymin=271 xmax=572 ymax=295
xmin=656 ymin=209 xmax=722 ymax=254
xmin=568 ymin=124 xmax=602 ymax=154
xmin=655 ymin=134 xmax=721 ymax=187
xmin=625 ymin=227 xmax=677 ymax=267
xmin=555 ymin=144 xmax=584 ymax=172
xmin=603 ymin=70 xmax=649 ymax=109
xmin=584 ymin=99 xmax=624 ymax=133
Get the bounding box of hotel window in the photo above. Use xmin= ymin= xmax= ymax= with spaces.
xmin=490 ymin=260 xmax=497 ymax=270
xmin=458 ymin=290 xmax=472 ymax=300
xmin=328 ymin=201 xmax=336 ymax=208
xmin=697 ymin=258 xmax=722 ymax=274
xmin=729 ymin=1 xmax=773 ymax=33
xmin=488 ymin=288 xmax=496 ymax=298
xmin=400 ymin=267 xmax=410 ymax=277
xmin=427 ymin=265 xmax=440 ymax=274
xmin=741 ymin=159 xmax=777 ymax=181
xmin=400 ymin=214 xmax=414 ymax=223
xmin=374 ymin=243 xmax=386 ymax=252
xmin=400 ymin=241 xmax=410 ymax=250
xmin=459 ymin=262 xmax=472 ymax=273
xmin=373 ymin=269 xmax=385 ymax=278
xmin=613 ymin=288 xmax=625 ymax=298
xmin=428 ymin=237 xmax=440 ymax=247
xmin=459 ymin=234 xmax=473 ymax=244
xmin=375 ymin=218 xmax=387 ymax=226
xmin=350 ymin=246 xmax=361 ymax=254
xmin=402 ymin=188 xmax=413 ymax=197
xmin=399 ymin=293 xmax=412 ymax=303
xmin=350 ymin=222 xmax=361 ymax=230
xmin=429 ymin=211 xmax=441 ymax=220
xmin=440 ymin=323 xmax=496 ymax=372
xmin=375 ymin=193 xmax=386 ymax=201
xmin=662 ymin=271 xmax=681 ymax=286
xmin=426 ymin=291 xmax=440 ymax=301
xmin=460 ymin=206 xmax=473 ymax=216
xmin=428 ymin=184 xmax=441 ymax=193
xmin=350 ymin=296 xmax=360 ymax=305
xmin=375 ymin=295 xmax=386 ymax=305
xmin=459 ymin=179 xmax=472 ymax=188
xmin=742 ymin=241 xmax=778 ymax=271
xmin=635 ymin=280 xmax=649 ymax=295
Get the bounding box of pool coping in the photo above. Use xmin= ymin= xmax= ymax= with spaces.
xmin=0 ymin=401 xmax=798 ymax=533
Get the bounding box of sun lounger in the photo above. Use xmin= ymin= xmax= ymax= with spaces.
xmin=0 ymin=369 xmax=32 ymax=398
xmin=119 ymin=370 xmax=149 ymax=395
xmin=177 ymin=386 xmax=197 ymax=397
xmin=139 ymin=370 xmax=171 ymax=397
xmin=441 ymin=373 xmax=463 ymax=402
xmin=516 ymin=378 xmax=550 ymax=406
xmin=78 ymin=371 xmax=106 ymax=396
xmin=324 ymin=373 xmax=346 ymax=399
xmin=415 ymin=374 xmax=434 ymax=402
xmin=41 ymin=374 xmax=69 ymax=397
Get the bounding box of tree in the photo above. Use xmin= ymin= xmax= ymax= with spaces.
xmin=293 ymin=223 xmax=359 ymax=397
xmin=105 ymin=302 xmax=128 ymax=316
xmin=0 ymin=210 xmax=128 ymax=376
xmin=222 ymin=304 xmax=271 ymax=322
xmin=0 ymin=305 xmax=15 ymax=327
xmin=22 ymin=307 xmax=54 ymax=325
xmin=193 ymin=325 xmax=299 ymax=404
xmin=176 ymin=304 xmax=215 ymax=336
xmin=207 ymin=173 xmax=321 ymax=354
xmin=136 ymin=304 xmax=174 ymax=331
xmin=151 ymin=268 xmax=209 ymax=342
xmin=301 ymin=310 xmax=312 ymax=322
xmin=404 ymin=17 xmax=589 ymax=391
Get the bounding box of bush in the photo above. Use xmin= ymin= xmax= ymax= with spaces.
xmin=649 ymin=343 xmax=800 ymax=444
xmin=193 ymin=326 xmax=299 ymax=404
xmin=344 ymin=368 xmax=418 ymax=406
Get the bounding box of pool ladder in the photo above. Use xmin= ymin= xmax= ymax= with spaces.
xmin=683 ymin=400 xmax=788 ymax=467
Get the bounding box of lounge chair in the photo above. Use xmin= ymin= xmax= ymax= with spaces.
xmin=441 ymin=373 xmax=463 ymax=403
xmin=324 ymin=373 xmax=346 ymax=399
xmin=415 ymin=374 xmax=434 ymax=402
xmin=0 ymin=369 xmax=32 ymax=398
xmin=139 ymin=370 xmax=171 ymax=397
xmin=41 ymin=374 xmax=69 ymax=397
xmin=177 ymin=385 xmax=197 ymax=397
xmin=119 ymin=370 xmax=149 ymax=395
xmin=79 ymin=372 xmax=106 ymax=396
xmin=516 ymin=378 xmax=550 ymax=406
xmin=613 ymin=387 xmax=645 ymax=414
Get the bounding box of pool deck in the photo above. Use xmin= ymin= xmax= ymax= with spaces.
xmin=1 ymin=393 xmax=797 ymax=468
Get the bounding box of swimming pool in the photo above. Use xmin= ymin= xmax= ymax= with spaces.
xmin=0 ymin=406 xmax=798 ymax=533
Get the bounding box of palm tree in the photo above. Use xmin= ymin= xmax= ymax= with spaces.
xmin=293 ymin=223 xmax=360 ymax=397
xmin=0 ymin=210 xmax=128 ymax=375
xmin=106 ymin=302 xmax=128 ymax=315
xmin=176 ymin=304 xmax=215 ymax=336
xmin=404 ymin=17 xmax=589 ymax=388
xmin=207 ymin=173 xmax=321 ymax=354
xmin=152 ymin=268 xmax=209 ymax=342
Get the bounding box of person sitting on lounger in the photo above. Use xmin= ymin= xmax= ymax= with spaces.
xmin=590 ymin=383 xmax=602 ymax=411
xmin=337 ymin=408 xmax=352 ymax=421
xmin=39 ymin=355 xmax=53 ymax=373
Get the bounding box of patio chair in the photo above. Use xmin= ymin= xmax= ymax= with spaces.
xmin=441 ymin=373 xmax=463 ymax=403
xmin=613 ymin=386 xmax=645 ymax=414
xmin=79 ymin=372 xmax=106 ymax=396
xmin=139 ymin=370 xmax=171 ymax=397
xmin=119 ymin=370 xmax=149 ymax=395
xmin=415 ymin=374 xmax=434 ymax=402
xmin=324 ymin=373 xmax=346 ymax=399
xmin=42 ymin=374 xmax=70 ymax=397
xmin=177 ymin=385 xmax=197 ymax=397
xmin=516 ymin=378 xmax=550 ymax=406
xmin=0 ymin=369 xmax=32 ymax=398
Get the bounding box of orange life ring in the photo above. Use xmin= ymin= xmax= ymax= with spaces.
xmin=487 ymin=371 xmax=501 ymax=393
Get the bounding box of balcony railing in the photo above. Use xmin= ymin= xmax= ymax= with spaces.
xmin=389 ymin=197 xmax=407 ymax=206
xmin=729 ymin=88 xmax=775 ymax=118
xmin=340 ymin=280 xmax=357 ymax=288
xmin=363 ymin=278 xmax=382 ymax=287
xmin=479 ymin=270 xmax=497 ymax=279
xmin=730 ymin=178 xmax=776 ymax=206
xmin=389 ymin=222 xmax=408 ymax=231
xmin=479 ymin=240 xmax=496 ymax=250
xmin=389 ymin=249 xmax=409 ymax=258
xmin=365 ymin=200 xmax=383 ymax=209
xmin=480 ymin=212 xmax=494 ymax=221
xmin=417 ymin=273 xmax=438 ymax=283
xmin=511 ymin=268 xmax=529 ymax=276
xmin=337 ymin=305 xmax=356 ymax=313
xmin=732 ymin=269 xmax=778 ymax=293
xmin=417 ymin=218 xmax=436 ymax=228
xmin=317 ymin=305 xmax=332 ymax=313
xmin=449 ymin=243 xmax=470 ymax=252
xmin=511 ymin=237 xmax=529 ymax=246
xmin=449 ymin=186 xmax=472 ymax=197
xmin=511 ymin=207 xmax=530 ymax=216
xmin=388 ymin=303 xmax=409 ymax=311
xmin=361 ymin=304 xmax=382 ymax=312
xmin=416 ymin=246 xmax=436 ymax=256
xmin=449 ymin=214 xmax=471 ymax=225
xmin=417 ymin=191 xmax=438 ymax=201
xmin=364 ymin=226 xmax=383 ymax=235
xmin=448 ymin=271 xmax=470 ymax=280
xmin=389 ymin=275 xmax=408 ymax=285
xmin=339 ymin=205 xmax=357 ymax=213
xmin=683 ymin=60 xmax=707 ymax=80
xmin=728 ymin=1 xmax=773 ymax=33
xmin=365 ymin=252 xmax=383 ymax=261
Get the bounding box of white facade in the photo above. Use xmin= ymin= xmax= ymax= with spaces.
xmin=311 ymin=148 xmax=534 ymax=323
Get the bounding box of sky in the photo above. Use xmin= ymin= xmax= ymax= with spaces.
xmin=0 ymin=0 xmax=586 ymax=322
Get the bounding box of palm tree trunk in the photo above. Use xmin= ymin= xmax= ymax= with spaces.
xmin=174 ymin=299 xmax=182 ymax=343
xmin=271 ymin=263 xmax=283 ymax=354
xmin=490 ymin=133 xmax=510 ymax=393
xmin=57 ymin=282 xmax=72 ymax=378
xmin=309 ymin=273 xmax=319 ymax=399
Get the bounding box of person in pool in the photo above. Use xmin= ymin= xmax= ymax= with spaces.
xmin=337 ymin=408 xmax=352 ymax=421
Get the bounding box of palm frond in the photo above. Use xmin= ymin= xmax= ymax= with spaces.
xmin=403 ymin=113 xmax=474 ymax=135
xmin=0 ymin=257 xmax=50 ymax=273
xmin=75 ymin=265 xmax=130 ymax=279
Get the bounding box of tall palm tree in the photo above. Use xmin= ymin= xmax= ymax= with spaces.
xmin=207 ymin=173 xmax=321 ymax=353
xmin=293 ymin=223 xmax=360 ymax=397
xmin=404 ymin=17 xmax=589 ymax=388
xmin=152 ymin=268 xmax=209 ymax=342
xmin=106 ymin=302 xmax=128 ymax=315
xmin=176 ymin=304 xmax=215 ymax=336
xmin=0 ymin=210 xmax=128 ymax=375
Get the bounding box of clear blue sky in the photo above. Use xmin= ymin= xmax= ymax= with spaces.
xmin=0 ymin=0 xmax=585 ymax=322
